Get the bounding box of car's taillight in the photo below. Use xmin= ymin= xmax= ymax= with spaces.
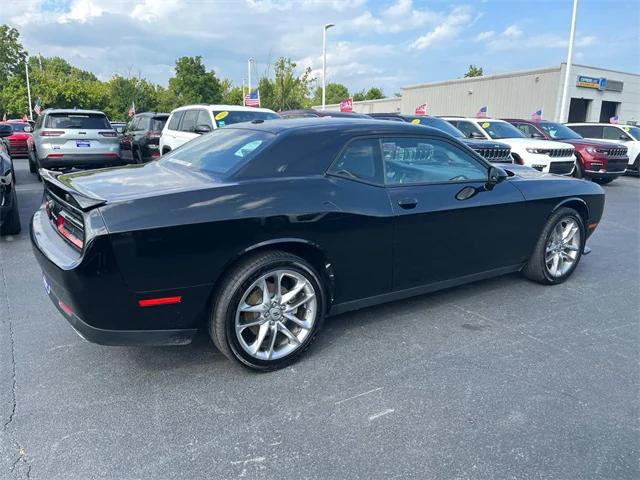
xmin=41 ymin=130 xmax=65 ymax=137
xmin=47 ymin=153 xmax=64 ymax=158
xmin=56 ymin=212 xmax=84 ymax=250
xmin=145 ymin=131 xmax=161 ymax=139
xmin=99 ymin=131 xmax=118 ymax=137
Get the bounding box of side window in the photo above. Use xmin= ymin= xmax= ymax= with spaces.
xmin=196 ymin=110 xmax=213 ymax=129
xmin=382 ymin=137 xmax=487 ymax=185
xmin=328 ymin=138 xmax=382 ymax=184
xmin=129 ymin=117 xmax=140 ymax=131
xmin=138 ymin=116 xmax=150 ymax=131
xmin=604 ymin=126 xmax=628 ymax=140
xmin=180 ymin=110 xmax=198 ymax=132
xmin=570 ymin=125 xmax=603 ymax=138
xmin=454 ymin=121 xmax=481 ymax=138
xmin=515 ymin=123 xmax=537 ymax=137
xmin=167 ymin=111 xmax=184 ymax=131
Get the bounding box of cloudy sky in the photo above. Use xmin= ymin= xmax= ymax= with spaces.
xmin=2 ymin=0 xmax=638 ymax=95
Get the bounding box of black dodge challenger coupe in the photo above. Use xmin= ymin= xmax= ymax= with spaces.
xmin=31 ymin=118 xmax=605 ymax=370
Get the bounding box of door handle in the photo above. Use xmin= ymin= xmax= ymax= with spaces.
xmin=398 ymin=198 xmax=418 ymax=209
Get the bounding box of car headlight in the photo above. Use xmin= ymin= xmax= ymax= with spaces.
xmin=585 ymin=146 xmax=598 ymax=155
xmin=0 ymin=171 xmax=12 ymax=186
xmin=526 ymin=148 xmax=545 ymax=154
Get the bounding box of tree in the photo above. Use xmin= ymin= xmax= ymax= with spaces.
xmin=0 ymin=25 xmax=27 ymax=84
xmin=352 ymin=87 xmax=385 ymax=102
xmin=221 ymin=79 xmax=244 ymax=105
xmin=311 ymin=82 xmax=349 ymax=106
xmin=167 ymin=56 xmax=224 ymax=105
xmin=259 ymin=57 xmax=314 ymax=111
xmin=464 ymin=65 xmax=483 ymax=78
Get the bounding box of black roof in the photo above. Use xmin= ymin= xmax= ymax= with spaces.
xmin=227 ymin=117 xmax=449 ymax=138
xmin=134 ymin=112 xmax=169 ymax=118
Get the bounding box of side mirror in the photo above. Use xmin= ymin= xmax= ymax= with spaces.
xmin=0 ymin=125 xmax=12 ymax=138
xmin=486 ymin=165 xmax=508 ymax=190
xmin=470 ymin=131 xmax=485 ymax=139
xmin=619 ymin=134 xmax=629 ymax=141
xmin=194 ymin=124 xmax=212 ymax=134
xmin=531 ymin=132 xmax=544 ymax=139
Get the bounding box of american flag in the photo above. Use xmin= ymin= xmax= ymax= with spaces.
xmin=244 ymin=90 xmax=260 ymax=107
xmin=609 ymin=115 xmax=619 ymax=124
xmin=128 ymin=101 xmax=136 ymax=118
xmin=339 ymin=98 xmax=353 ymax=112
xmin=33 ymin=98 xmax=42 ymax=115
xmin=531 ymin=109 xmax=543 ymax=121
xmin=477 ymin=105 xmax=488 ymax=118
xmin=415 ymin=103 xmax=427 ymax=116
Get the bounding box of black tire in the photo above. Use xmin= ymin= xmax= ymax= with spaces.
xmin=28 ymin=151 xmax=36 ymax=173
xmin=1 ymin=187 xmax=21 ymax=236
xmin=572 ymin=156 xmax=584 ymax=179
xmin=522 ymin=207 xmax=585 ymax=285
xmin=209 ymin=250 xmax=326 ymax=371
xmin=593 ymin=177 xmax=614 ymax=185
xmin=135 ymin=149 xmax=143 ymax=164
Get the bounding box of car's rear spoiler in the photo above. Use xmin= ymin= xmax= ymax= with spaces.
xmin=39 ymin=169 xmax=107 ymax=211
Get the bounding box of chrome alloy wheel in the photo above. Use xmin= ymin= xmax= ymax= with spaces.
xmin=235 ymin=269 xmax=317 ymax=361
xmin=545 ymin=218 xmax=581 ymax=278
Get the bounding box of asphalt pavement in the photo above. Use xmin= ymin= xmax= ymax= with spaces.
xmin=1 ymin=159 xmax=638 ymax=480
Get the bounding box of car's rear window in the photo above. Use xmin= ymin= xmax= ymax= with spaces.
xmin=161 ymin=128 xmax=275 ymax=176
xmin=45 ymin=113 xmax=110 ymax=129
xmin=212 ymin=110 xmax=280 ymax=128
xmin=150 ymin=117 xmax=168 ymax=132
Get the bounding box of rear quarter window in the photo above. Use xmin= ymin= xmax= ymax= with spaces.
xmin=167 ymin=111 xmax=184 ymax=131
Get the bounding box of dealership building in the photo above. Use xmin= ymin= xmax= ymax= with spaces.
xmin=321 ymin=63 xmax=640 ymax=124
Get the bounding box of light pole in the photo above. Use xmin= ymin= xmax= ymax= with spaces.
xmin=322 ymin=23 xmax=335 ymax=110
xmin=25 ymin=59 xmax=33 ymax=121
xmin=558 ymin=0 xmax=578 ymax=122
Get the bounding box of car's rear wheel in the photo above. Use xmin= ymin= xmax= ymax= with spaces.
xmin=209 ymin=250 xmax=325 ymax=371
xmin=1 ymin=186 xmax=21 ymax=236
xmin=522 ymin=207 xmax=584 ymax=285
xmin=135 ymin=149 xmax=143 ymax=164
xmin=28 ymin=151 xmax=37 ymax=173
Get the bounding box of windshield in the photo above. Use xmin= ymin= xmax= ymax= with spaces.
xmin=539 ymin=122 xmax=582 ymax=140
xmin=212 ymin=110 xmax=280 ymax=128
xmin=414 ymin=117 xmax=465 ymax=138
xmin=478 ymin=121 xmax=525 ymax=139
xmin=161 ymin=128 xmax=275 ymax=176
xmin=621 ymin=125 xmax=640 ymax=140
xmin=5 ymin=123 xmax=29 ymax=132
xmin=45 ymin=113 xmax=110 ymax=129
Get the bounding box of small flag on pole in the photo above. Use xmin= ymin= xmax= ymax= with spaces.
xmin=415 ymin=103 xmax=427 ymax=116
xmin=531 ymin=109 xmax=543 ymax=121
xmin=1 ymin=113 xmax=6 ymax=122
xmin=476 ymin=105 xmax=488 ymax=118
xmin=33 ymin=98 xmax=42 ymax=115
xmin=609 ymin=115 xmax=619 ymax=124
xmin=244 ymin=90 xmax=260 ymax=107
xmin=128 ymin=101 xmax=136 ymax=118
xmin=339 ymin=98 xmax=353 ymax=112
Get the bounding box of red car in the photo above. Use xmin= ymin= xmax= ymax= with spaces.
xmin=504 ymin=119 xmax=628 ymax=184
xmin=0 ymin=120 xmax=33 ymax=159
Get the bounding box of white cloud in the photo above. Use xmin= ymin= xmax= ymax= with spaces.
xmin=503 ymin=25 xmax=522 ymax=37
xmin=410 ymin=6 xmax=473 ymax=50
xmin=475 ymin=30 xmax=495 ymax=41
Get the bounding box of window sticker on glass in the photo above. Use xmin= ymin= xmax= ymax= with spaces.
xmin=481 ymin=122 xmax=490 ymax=129
xmin=411 ymin=119 xmax=421 ymax=125
xmin=623 ymin=126 xmax=630 ymax=132
xmin=218 ymin=121 xmax=226 ymax=127
xmin=234 ymin=140 xmax=263 ymax=158
xmin=215 ymin=111 xmax=229 ymax=121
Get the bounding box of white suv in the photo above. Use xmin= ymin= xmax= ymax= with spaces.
xmin=566 ymin=123 xmax=640 ymax=175
xmin=160 ymin=105 xmax=280 ymax=154
xmin=443 ymin=117 xmax=576 ymax=175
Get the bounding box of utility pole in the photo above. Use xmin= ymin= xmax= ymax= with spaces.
xmin=322 ymin=23 xmax=335 ymax=110
xmin=558 ymin=0 xmax=578 ymax=123
xmin=25 ymin=59 xmax=33 ymax=121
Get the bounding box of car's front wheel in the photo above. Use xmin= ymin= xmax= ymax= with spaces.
xmin=522 ymin=207 xmax=585 ymax=285
xmin=209 ymin=250 xmax=325 ymax=371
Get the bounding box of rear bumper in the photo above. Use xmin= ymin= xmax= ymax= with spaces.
xmin=39 ymin=154 xmax=125 ymax=169
xmin=30 ymin=208 xmax=205 ymax=346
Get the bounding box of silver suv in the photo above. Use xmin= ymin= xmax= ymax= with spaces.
xmin=33 ymin=109 xmax=121 ymax=171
